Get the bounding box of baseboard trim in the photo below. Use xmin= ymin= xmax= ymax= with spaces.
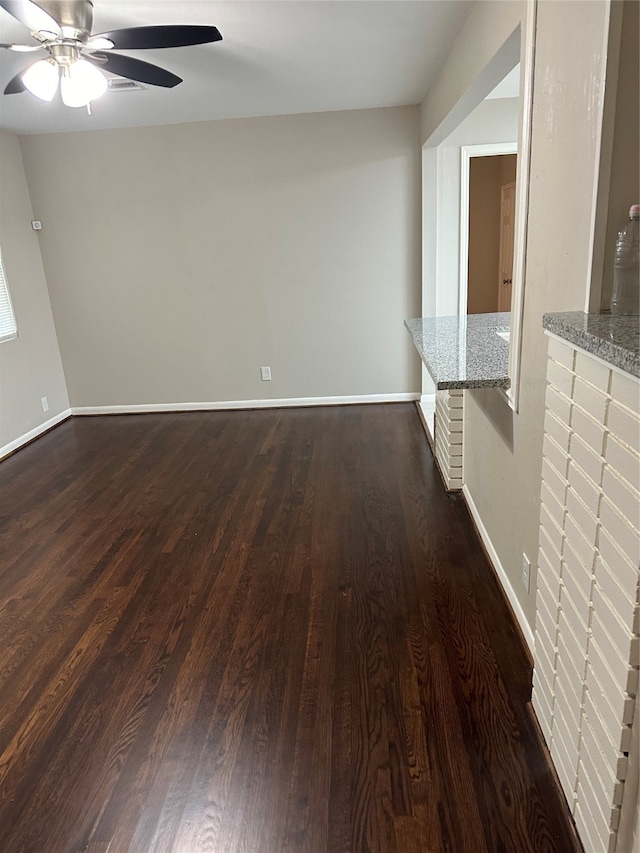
xmin=70 ymin=393 xmax=420 ymax=416
xmin=462 ymin=483 xmax=535 ymax=657
xmin=415 ymin=402 xmax=434 ymax=450
xmin=0 ymin=409 xmax=72 ymax=461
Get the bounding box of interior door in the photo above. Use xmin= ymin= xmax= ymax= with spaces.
xmin=498 ymin=181 xmax=516 ymax=312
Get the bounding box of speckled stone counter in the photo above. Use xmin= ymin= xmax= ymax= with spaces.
xmin=404 ymin=312 xmax=511 ymax=390
xmin=543 ymin=311 xmax=640 ymax=378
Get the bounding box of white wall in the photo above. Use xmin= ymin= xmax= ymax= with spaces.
xmin=0 ymin=131 xmax=69 ymax=456
xmin=19 ymin=107 xmax=421 ymax=409
xmin=421 ymin=0 xmax=612 ymax=631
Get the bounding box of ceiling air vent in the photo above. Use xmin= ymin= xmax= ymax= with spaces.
xmin=107 ymin=77 xmax=146 ymax=93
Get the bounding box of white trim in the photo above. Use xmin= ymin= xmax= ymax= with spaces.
xmin=420 ymin=393 xmax=436 ymax=406
xmin=462 ymin=483 xmax=535 ymax=655
xmin=70 ymin=392 xmax=420 ymax=416
xmin=422 ymin=146 xmax=438 ymax=319
xmin=0 ymin=408 xmax=72 ymax=461
xmin=417 ymin=395 xmax=436 ymax=446
xmin=459 ymin=142 xmax=518 ymax=317
xmin=507 ymin=0 xmax=537 ymax=413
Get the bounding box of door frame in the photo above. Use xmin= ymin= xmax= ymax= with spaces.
xmin=498 ymin=180 xmax=517 ymax=312
xmin=458 ymin=142 xmax=517 ymax=317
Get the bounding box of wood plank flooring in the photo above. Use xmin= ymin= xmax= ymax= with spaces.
xmin=0 ymin=405 xmax=582 ymax=853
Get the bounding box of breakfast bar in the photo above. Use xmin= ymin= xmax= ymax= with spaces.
xmin=405 ymin=311 xmax=512 ymax=488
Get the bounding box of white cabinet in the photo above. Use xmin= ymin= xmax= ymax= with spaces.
xmin=533 ymin=333 xmax=640 ymax=853
xmin=434 ymin=389 xmax=464 ymax=490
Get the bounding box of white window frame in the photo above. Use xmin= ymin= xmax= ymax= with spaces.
xmin=506 ymin=0 xmax=537 ymax=412
xmin=0 ymin=252 xmax=18 ymax=343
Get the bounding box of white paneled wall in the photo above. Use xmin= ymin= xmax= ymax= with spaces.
xmin=434 ymin=390 xmax=464 ymax=490
xmin=533 ymin=333 xmax=640 ymax=853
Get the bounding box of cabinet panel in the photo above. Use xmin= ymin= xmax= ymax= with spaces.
xmin=536 ymin=335 xmax=640 ymax=853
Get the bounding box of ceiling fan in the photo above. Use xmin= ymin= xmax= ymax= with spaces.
xmin=0 ymin=0 xmax=222 ymax=107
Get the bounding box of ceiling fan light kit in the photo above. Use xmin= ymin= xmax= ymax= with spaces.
xmin=1 ymin=0 xmax=222 ymax=108
xmin=21 ymin=44 xmax=107 ymax=106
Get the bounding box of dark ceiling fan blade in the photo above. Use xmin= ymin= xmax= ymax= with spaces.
xmin=86 ymin=52 xmax=182 ymax=88
xmin=90 ymin=25 xmax=222 ymax=51
xmin=4 ymin=67 xmax=26 ymax=93
xmin=0 ymin=0 xmax=60 ymax=33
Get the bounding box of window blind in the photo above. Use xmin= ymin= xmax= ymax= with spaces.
xmin=0 ymin=253 xmax=17 ymax=342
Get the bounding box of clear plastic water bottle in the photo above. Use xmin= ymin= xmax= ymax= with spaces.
xmin=611 ymin=204 xmax=640 ymax=315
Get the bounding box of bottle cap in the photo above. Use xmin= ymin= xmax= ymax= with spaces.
xmin=631 ymin=204 xmax=640 ymax=217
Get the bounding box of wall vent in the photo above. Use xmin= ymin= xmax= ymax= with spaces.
xmin=107 ymin=77 xmax=146 ymax=93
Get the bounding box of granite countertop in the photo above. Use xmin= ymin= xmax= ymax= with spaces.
xmin=543 ymin=312 xmax=639 ymax=378
xmin=404 ymin=312 xmax=510 ymax=390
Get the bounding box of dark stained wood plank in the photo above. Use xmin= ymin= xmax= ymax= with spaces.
xmin=0 ymin=406 xmax=583 ymax=853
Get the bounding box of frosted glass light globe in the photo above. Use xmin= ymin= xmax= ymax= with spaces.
xmin=22 ymin=59 xmax=59 ymax=101
xmin=60 ymin=59 xmax=107 ymax=108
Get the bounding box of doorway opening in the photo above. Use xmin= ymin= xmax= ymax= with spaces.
xmin=461 ymin=149 xmax=517 ymax=316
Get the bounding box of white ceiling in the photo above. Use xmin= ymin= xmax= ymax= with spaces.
xmin=0 ymin=0 xmax=474 ymax=135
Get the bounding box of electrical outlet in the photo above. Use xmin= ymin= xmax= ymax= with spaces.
xmin=522 ymin=553 xmax=531 ymax=593
xmin=260 ymin=366 xmax=271 ymax=381
xmin=41 ymin=396 xmax=49 ymax=412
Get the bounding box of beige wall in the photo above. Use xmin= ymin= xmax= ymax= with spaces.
xmin=0 ymin=131 xmax=69 ymax=454
xmin=421 ymin=0 xmax=611 ymax=631
xmin=467 ymin=153 xmax=516 ymax=314
xmin=420 ymin=1 xmax=521 ymax=146
xmin=20 ymin=106 xmax=421 ymax=408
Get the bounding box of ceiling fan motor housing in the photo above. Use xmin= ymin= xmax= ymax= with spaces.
xmin=36 ymin=0 xmax=93 ymax=38
xmin=49 ymin=41 xmax=80 ymax=66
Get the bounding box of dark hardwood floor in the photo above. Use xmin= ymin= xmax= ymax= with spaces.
xmin=0 ymin=405 xmax=581 ymax=853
